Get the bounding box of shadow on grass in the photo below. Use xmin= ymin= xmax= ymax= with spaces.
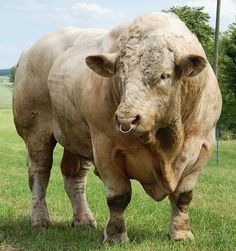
xmin=0 ymin=217 xmax=170 ymax=250
xmin=0 ymin=217 xmax=104 ymax=250
xmin=128 ymin=225 xmax=168 ymax=244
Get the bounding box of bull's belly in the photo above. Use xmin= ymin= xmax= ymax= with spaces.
xmin=124 ymin=149 xmax=168 ymax=201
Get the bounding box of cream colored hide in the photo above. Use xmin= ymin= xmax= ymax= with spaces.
xmin=13 ymin=12 xmax=222 ymax=243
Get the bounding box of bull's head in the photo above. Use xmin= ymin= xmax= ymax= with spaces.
xmin=86 ymin=37 xmax=206 ymax=140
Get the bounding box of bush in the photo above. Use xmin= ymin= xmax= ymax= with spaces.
xmin=9 ymin=66 xmax=16 ymax=83
xmin=220 ymin=129 xmax=235 ymax=140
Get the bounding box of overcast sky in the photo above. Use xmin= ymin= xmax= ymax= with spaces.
xmin=0 ymin=0 xmax=236 ymax=68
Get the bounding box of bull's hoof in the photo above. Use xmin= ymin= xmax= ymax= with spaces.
xmin=103 ymin=232 xmax=129 ymax=244
xmin=72 ymin=216 xmax=97 ymax=228
xmin=169 ymin=230 xmax=194 ymax=241
xmin=31 ymin=217 xmax=52 ymax=228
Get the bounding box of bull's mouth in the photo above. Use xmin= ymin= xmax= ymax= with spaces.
xmin=115 ymin=114 xmax=160 ymax=145
xmin=116 ymin=116 xmax=158 ymax=145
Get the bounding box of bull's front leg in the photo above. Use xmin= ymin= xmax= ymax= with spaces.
xmin=91 ymin=129 xmax=131 ymax=243
xmin=169 ymin=133 xmax=213 ymax=240
xmin=105 ymin=185 xmax=131 ymax=243
xmin=168 ymin=168 xmax=201 ymax=241
xmin=169 ymin=191 xmax=194 ymax=240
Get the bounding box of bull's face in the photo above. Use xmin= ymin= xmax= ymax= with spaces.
xmin=86 ymin=37 xmax=206 ymax=139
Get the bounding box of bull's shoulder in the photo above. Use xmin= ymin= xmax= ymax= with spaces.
xmin=181 ymin=64 xmax=222 ymax=137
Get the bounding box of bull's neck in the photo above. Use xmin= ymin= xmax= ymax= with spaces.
xmin=153 ymin=87 xmax=183 ymax=161
xmin=155 ymin=118 xmax=183 ymax=154
xmin=180 ymin=76 xmax=206 ymax=127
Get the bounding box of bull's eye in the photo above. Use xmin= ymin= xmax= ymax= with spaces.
xmin=160 ymin=73 xmax=171 ymax=80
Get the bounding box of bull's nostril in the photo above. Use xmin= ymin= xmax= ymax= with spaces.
xmin=115 ymin=114 xmax=140 ymax=133
xmin=131 ymin=115 xmax=140 ymax=126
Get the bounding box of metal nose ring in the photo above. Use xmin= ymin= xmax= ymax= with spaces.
xmin=119 ymin=124 xmax=133 ymax=134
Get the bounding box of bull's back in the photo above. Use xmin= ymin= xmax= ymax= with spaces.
xmin=13 ymin=27 xmax=81 ymax=138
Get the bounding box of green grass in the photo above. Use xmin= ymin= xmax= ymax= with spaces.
xmin=0 ymin=106 xmax=236 ymax=250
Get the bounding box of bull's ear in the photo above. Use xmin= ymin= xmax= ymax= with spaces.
xmin=176 ymin=54 xmax=207 ymax=78
xmin=85 ymin=53 xmax=116 ymax=77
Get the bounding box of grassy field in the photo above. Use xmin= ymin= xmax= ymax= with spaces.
xmin=0 ymin=82 xmax=236 ymax=250
xmin=0 ymin=77 xmax=13 ymax=109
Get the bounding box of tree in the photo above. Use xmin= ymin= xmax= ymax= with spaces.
xmin=221 ymin=23 xmax=236 ymax=92
xmin=9 ymin=66 xmax=16 ymax=83
xmin=218 ymin=23 xmax=236 ymax=134
xmin=164 ymin=6 xmax=214 ymax=63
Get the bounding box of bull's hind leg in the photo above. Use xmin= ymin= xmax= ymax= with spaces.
xmin=27 ymin=134 xmax=56 ymax=228
xmin=61 ymin=149 xmax=96 ymax=228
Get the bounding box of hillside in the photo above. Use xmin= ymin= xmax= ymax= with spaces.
xmin=0 ymin=68 xmax=10 ymax=76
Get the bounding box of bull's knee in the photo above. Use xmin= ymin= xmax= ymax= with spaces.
xmin=104 ymin=192 xmax=131 ymax=243
xmin=61 ymin=149 xmax=81 ymax=177
xmin=177 ymin=191 xmax=193 ymax=213
xmin=107 ymin=192 xmax=131 ymax=213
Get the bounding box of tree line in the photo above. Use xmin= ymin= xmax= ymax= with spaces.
xmin=6 ymin=6 xmax=236 ymax=138
xmin=0 ymin=68 xmax=11 ymax=76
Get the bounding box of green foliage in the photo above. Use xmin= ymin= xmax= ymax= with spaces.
xmin=220 ymin=23 xmax=236 ymax=92
xmin=9 ymin=66 xmax=16 ymax=83
xmin=220 ymin=128 xmax=235 ymax=140
xmin=164 ymin=6 xmax=214 ymax=62
xmin=218 ymin=23 xmax=236 ymax=133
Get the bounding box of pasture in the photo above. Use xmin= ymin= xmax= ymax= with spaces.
xmin=0 ymin=79 xmax=236 ymax=251
xmin=0 ymin=77 xmax=13 ymax=109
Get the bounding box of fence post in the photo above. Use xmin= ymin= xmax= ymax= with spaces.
xmin=216 ymin=127 xmax=220 ymax=166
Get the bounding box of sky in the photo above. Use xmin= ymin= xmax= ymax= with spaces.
xmin=0 ymin=0 xmax=236 ymax=68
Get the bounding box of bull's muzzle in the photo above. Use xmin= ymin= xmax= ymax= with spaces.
xmin=115 ymin=114 xmax=140 ymax=134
